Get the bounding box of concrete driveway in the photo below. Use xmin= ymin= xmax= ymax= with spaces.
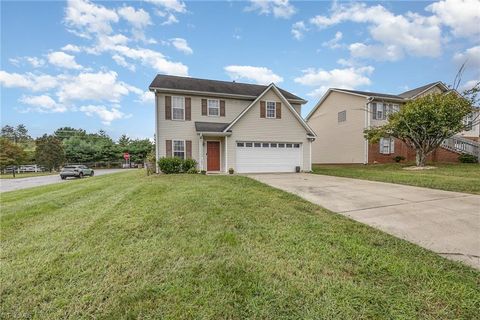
xmin=249 ymin=173 xmax=480 ymax=269
xmin=0 ymin=169 xmax=128 ymax=193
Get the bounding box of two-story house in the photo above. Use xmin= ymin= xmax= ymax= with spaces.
xmin=149 ymin=75 xmax=316 ymax=173
xmin=306 ymin=81 xmax=480 ymax=164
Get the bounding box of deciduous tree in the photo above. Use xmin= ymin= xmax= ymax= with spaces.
xmin=35 ymin=135 xmax=65 ymax=172
xmin=364 ymin=91 xmax=475 ymax=167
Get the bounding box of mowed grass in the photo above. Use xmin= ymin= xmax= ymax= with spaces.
xmin=1 ymin=171 xmax=478 ymax=319
xmin=313 ymin=163 xmax=480 ymax=194
xmin=0 ymin=171 xmax=56 ymax=179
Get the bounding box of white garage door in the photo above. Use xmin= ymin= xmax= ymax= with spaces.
xmin=236 ymin=141 xmax=302 ymax=173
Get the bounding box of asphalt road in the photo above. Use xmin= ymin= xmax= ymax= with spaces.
xmin=0 ymin=169 xmax=128 ymax=193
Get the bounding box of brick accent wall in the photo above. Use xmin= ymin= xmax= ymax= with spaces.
xmin=368 ymin=138 xmax=460 ymax=163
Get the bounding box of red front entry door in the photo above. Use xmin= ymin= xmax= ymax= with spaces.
xmin=207 ymin=141 xmax=220 ymax=171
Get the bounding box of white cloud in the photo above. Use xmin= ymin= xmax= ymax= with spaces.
xmin=349 ymin=43 xmax=404 ymax=61
xmin=112 ymin=45 xmax=188 ymax=75
xmin=291 ymin=21 xmax=307 ymax=40
xmin=57 ymin=71 xmax=139 ymax=103
xmin=112 ymin=54 xmax=136 ymax=71
xmin=224 ymin=65 xmax=283 ymax=84
xmin=169 ymin=38 xmax=193 ymax=54
xmin=427 ymin=0 xmax=480 ymax=39
xmin=294 ymin=66 xmax=374 ymax=97
xmin=118 ymin=6 xmax=154 ymax=43
xmin=9 ymin=56 xmax=45 ymax=68
xmin=245 ymin=0 xmax=296 ymax=19
xmin=64 ymin=0 xmax=119 ymax=37
xmin=79 ymin=105 xmax=129 ymax=125
xmin=322 ymin=31 xmax=343 ymax=49
xmin=309 ymin=2 xmax=442 ymax=60
xmin=62 ymin=44 xmax=82 ymax=52
xmin=147 ymin=0 xmax=186 ymax=25
xmin=147 ymin=0 xmax=186 ymax=13
xmin=47 ymin=51 xmax=83 ymax=70
xmin=137 ymin=91 xmax=155 ymax=104
xmin=454 ymin=46 xmax=480 ymax=70
xmin=118 ymin=6 xmax=151 ymax=29
xmin=19 ymin=94 xmax=67 ymax=113
xmin=0 ymin=71 xmax=59 ymax=91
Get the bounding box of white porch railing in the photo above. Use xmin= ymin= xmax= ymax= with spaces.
xmin=441 ymin=135 xmax=479 ymax=158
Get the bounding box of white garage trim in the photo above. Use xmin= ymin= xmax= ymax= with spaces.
xmin=235 ymin=141 xmax=302 ymax=173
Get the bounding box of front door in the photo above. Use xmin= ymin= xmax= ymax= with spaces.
xmin=207 ymin=141 xmax=220 ymax=171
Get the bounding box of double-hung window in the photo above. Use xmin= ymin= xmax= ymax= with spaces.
xmin=172 ymin=96 xmax=185 ymax=120
xmin=173 ymin=140 xmax=185 ymax=159
xmin=208 ymin=99 xmax=219 ymax=116
xmin=266 ymin=101 xmax=276 ymax=118
xmin=379 ymin=137 xmax=395 ymax=154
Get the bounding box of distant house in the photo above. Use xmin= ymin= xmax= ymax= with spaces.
xmin=149 ymin=75 xmax=316 ymax=173
xmin=306 ymin=82 xmax=479 ymax=164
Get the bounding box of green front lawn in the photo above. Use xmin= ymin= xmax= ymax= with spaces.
xmin=0 ymin=171 xmax=56 ymax=179
xmin=312 ymin=163 xmax=480 ymax=194
xmin=1 ymin=171 xmax=478 ymax=319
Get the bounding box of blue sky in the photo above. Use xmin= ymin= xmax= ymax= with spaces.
xmin=1 ymin=0 xmax=479 ymax=140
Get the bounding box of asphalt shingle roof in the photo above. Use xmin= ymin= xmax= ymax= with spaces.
xmin=149 ymin=74 xmax=306 ymax=102
xmin=398 ymin=82 xmax=442 ymax=99
xmin=333 ymin=88 xmax=404 ymax=100
xmin=194 ymin=122 xmax=230 ymax=132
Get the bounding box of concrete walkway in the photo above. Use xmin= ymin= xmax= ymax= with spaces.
xmin=0 ymin=169 xmax=128 ymax=193
xmin=249 ymin=173 xmax=480 ymax=269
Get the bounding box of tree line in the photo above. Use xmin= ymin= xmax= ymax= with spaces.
xmin=0 ymin=125 xmax=154 ymax=174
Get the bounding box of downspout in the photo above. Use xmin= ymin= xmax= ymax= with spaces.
xmin=364 ymin=97 xmax=374 ymax=164
xmin=154 ymin=90 xmax=160 ymax=173
xmin=225 ymin=136 xmax=228 ymax=173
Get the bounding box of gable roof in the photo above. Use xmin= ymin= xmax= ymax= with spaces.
xmin=149 ymin=74 xmax=307 ymax=103
xmin=398 ymin=81 xmax=448 ymax=99
xmin=223 ymin=84 xmax=316 ymax=136
xmin=306 ymin=81 xmax=449 ymax=121
xmin=333 ymin=88 xmax=404 ymax=100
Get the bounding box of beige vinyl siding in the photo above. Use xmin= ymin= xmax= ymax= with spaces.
xmin=226 ymin=89 xmax=311 ymax=171
xmin=156 ymin=93 xmax=251 ymax=162
xmin=307 ymin=91 xmax=367 ymax=164
xmin=292 ymin=103 xmax=301 ymax=115
xmin=416 ymin=84 xmax=444 ymax=98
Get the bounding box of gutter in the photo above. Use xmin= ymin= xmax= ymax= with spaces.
xmin=149 ymin=87 xmax=307 ymax=104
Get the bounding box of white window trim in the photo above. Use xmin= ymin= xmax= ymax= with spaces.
xmin=172 ymin=96 xmax=185 ymax=121
xmin=379 ymin=137 xmax=394 ymax=154
xmin=173 ymin=139 xmax=186 ymax=159
xmin=207 ymin=99 xmax=220 ymax=117
xmin=338 ymin=110 xmax=347 ymax=123
xmin=266 ymin=101 xmax=276 ymax=119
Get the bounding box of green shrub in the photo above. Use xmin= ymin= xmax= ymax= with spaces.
xmin=158 ymin=157 xmax=183 ymax=174
xmin=393 ymin=155 xmax=406 ymax=163
xmin=183 ymin=158 xmax=197 ymax=172
xmin=157 ymin=157 xmax=198 ymax=174
xmin=187 ymin=167 xmax=199 ymax=174
xmin=458 ymin=153 xmax=478 ymax=163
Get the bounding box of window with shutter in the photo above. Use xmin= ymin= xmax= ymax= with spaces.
xmin=207 ymin=99 xmax=220 ymax=116
xmin=266 ymin=101 xmax=276 ymax=118
xmin=172 ymin=96 xmax=185 ymax=120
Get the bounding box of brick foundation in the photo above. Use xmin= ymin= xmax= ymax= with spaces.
xmin=368 ymin=138 xmax=460 ymax=164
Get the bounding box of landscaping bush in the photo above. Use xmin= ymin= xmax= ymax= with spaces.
xmin=158 ymin=157 xmax=183 ymax=174
xmin=157 ymin=157 xmax=198 ymax=174
xmin=183 ymin=158 xmax=197 ymax=172
xmin=187 ymin=167 xmax=199 ymax=174
xmin=458 ymin=153 xmax=478 ymax=163
xmin=393 ymin=155 xmax=406 ymax=163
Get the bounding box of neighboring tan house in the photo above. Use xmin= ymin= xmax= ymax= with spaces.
xmin=149 ymin=75 xmax=316 ymax=173
xmin=306 ymin=81 xmax=480 ymax=164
